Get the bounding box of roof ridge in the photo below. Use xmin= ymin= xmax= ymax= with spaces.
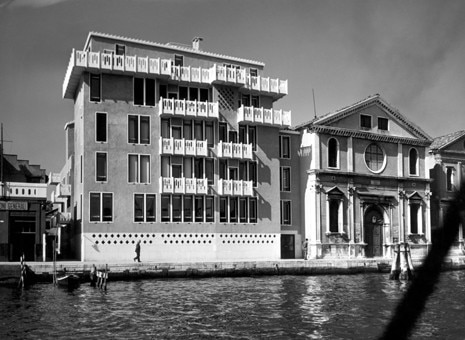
xmin=85 ymin=31 xmax=265 ymax=67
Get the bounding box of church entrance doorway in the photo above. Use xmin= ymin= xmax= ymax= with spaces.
xmin=364 ymin=206 xmax=384 ymax=257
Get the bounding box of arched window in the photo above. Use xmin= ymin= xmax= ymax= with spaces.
xmin=409 ymin=148 xmax=419 ymax=175
xmin=328 ymin=138 xmax=338 ymax=168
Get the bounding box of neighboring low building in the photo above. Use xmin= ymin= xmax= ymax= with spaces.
xmin=294 ymin=95 xmax=433 ymax=259
xmin=428 ymin=130 xmax=465 ymax=254
xmin=0 ymin=154 xmax=48 ymax=261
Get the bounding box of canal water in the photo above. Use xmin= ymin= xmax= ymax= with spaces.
xmin=1 ymin=271 xmax=464 ymax=339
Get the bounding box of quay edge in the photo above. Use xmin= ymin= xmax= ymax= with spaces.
xmin=2 ymin=257 xmax=465 ymax=284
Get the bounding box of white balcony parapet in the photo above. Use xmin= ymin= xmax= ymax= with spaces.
xmin=114 ymin=55 xmax=124 ymax=71
xmin=238 ymin=105 xmax=291 ymax=127
xmin=218 ymin=179 xmax=253 ymax=196
xmin=159 ymin=98 xmax=218 ymax=119
xmin=48 ymin=172 xmax=61 ymax=185
xmin=160 ymin=177 xmax=208 ymax=194
xmin=88 ymin=52 xmax=100 ymax=68
xmin=209 ymin=64 xmax=247 ymax=85
xmin=137 ymin=56 xmax=148 ymax=73
xmin=56 ymin=183 xmax=71 ymax=197
xmin=101 ymin=53 xmax=113 ymax=70
xmin=246 ymin=75 xmax=288 ymax=96
xmin=218 ymin=141 xmax=252 ymax=159
xmin=125 ymin=55 xmax=136 ymax=72
xmin=160 ymin=137 xmax=208 ymax=157
xmin=1 ymin=182 xmax=48 ymax=199
xmin=161 ymin=59 xmax=171 ymax=75
xmin=149 ymin=57 xmax=160 ymax=74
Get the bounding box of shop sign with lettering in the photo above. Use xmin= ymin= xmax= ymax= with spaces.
xmin=0 ymin=201 xmax=28 ymax=211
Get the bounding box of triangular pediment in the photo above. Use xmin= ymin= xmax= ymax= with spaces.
xmin=311 ymin=95 xmax=431 ymax=141
xmin=406 ymin=191 xmax=423 ymax=201
xmin=326 ymin=186 xmax=344 ymax=197
xmin=430 ymin=130 xmax=465 ymax=152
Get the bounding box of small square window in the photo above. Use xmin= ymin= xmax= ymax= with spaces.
xmin=360 ymin=115 xmax=371 ymax=129
xmin=378 ymin=117 xmax=389 ymax=131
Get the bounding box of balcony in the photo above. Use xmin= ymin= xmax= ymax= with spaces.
xmin=56 ymin=183 xmax=71 ymax=198
xmin=209 ymin=64 xmax=246 ymax=86
xmin=159 ymin=177 xmax=209 ymax=194
xmin=1 ymin=182 xmax=48 ymax=199
xmin=217 ymin=179 xmax=254 ymax=196
xmin=48 ymin=172 xmax=61 ymax=185
xmin=244 ymin=76 xmax=288 ymax=99
xmin=159 ymin=138 xmax=208 ymax=157
xmin=238 ymin=105 xmax=291 ymax=127
xmin=158 ymin=98 xmax=219 ymax=119
xmin=217 ymin=141 xmax=253 ymax=159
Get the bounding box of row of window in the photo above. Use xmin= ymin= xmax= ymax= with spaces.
xmin=96 ymin=152 xmax=259 ymax=186
xmin=89 ymin=192 xmax=258 ymax=224
xmin=360 ymin=114 xmax=389 ymax=131
xmin=327 ymin=139 xmax=420 ymax=175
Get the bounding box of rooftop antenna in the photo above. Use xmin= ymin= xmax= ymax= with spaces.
xmin=312 ymin=89 xmax=317 ymax=118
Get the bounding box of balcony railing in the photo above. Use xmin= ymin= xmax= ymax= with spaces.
xmin=1 ymin=182 xmax=48 ymax=199
xmin=48 ymin=172 xmax=61 ymax=185
xmin=237 ymin=105 xmax=291 ymax=127
xmin=217 ymin=141 xmax=253 ymax=159
xmin=245 ymin=76 xmax=288 ymax=96
xmin=64 ymin=50 xmax=289 ymax=99
xmin=56 ymin=183 xmax=72 ymax=197
xmin=209 ymin=64 xmax=246 ymax=85
xmin=159 ymin=138 xmax=208 ymax=157
xmin=159 ymin=177 xmax=209 ymax=194
xmin=217 ymin=179 xmax=254 ymax=196
xmin=158 ymin=98 xmax=219 ymax=119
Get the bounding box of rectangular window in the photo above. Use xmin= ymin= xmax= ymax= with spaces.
xmin=174 ymin=55 xmax=183 ymax=66
xmin=410 ymin=204 xmax=419 ymax=234
xmin=251 ymin=95 xmax=259 ymax=107
xmin=128 ymin=115 xmax=150 ymax=144
xmin=230 ymin=197 xmax=238 ymax=223
xmin=219 ymin=123 xmax=227 ymax=142
xmin=134 ymin=194 xmax=144 ymax=222
xmin=159 ymin=84 xmax=167 ymax=99
xmin=248 ymin=126 xmax=257 ymax=151
xmin=206 ymin=196 xmax=214 ymax=222
xmin=280 ymin=136 xmax=290 ymax=159
xmin=161 ymin=195 xmax=170 ymax=222
xmin=241 ymin=94 xmax=250 ymax=107
xmin=205 ymin=121 xmax=214 ymax=147
xmin=96 ymin=112 xmax=107 ymax=142
xmin=96 ymin=152 xmax=107 ymax=182
xmin=446 ymin=167 xmax=455 ymax=191
xmin=189 ymin=87 xmax=198 ymax=101
xmin=146 ymin=194 xmax=156 ymax=222
xmin=134 ymin=77 xmax=144 ymax=105
xmin=134 ymin=78 xmax=155 ymax=106
xmin=194 ymin=158 xmax=204 ymax=178
xmin=199 ymin=88 xmax=209 ymax=102
xmin=280 ymin=167 xmax=291 ymax=192
xmin=205 ymin=158 xmax=214 ymax=185
xmin=239 ymin=126 xmax=246 ymax=144
xmin=249 ymin=198 xmax=257 ymax=223
xmin=90 ymin=74 xmax=101 ymax=102
xmin=184 ymin=196 xmax=193 ymax=222
xmin=360 ymin=114 xmax=372 ymax=129
xmin=281 ymin=200 xmax=291 ymax=225
xmin=329 ymin=200 xmax=339 ymax=232
xmin=115 ymin=44 xmax=125 ymax=55
xmin=378 ymin=117 xmax=389 ymax=131
xmin=90 ymin=192 xmax=113 ymax=222
xmin=239 ymin=198 xmax=248 ymax=223
xmin=220 ymin=197 xmax=227 ymax=222
xmin=249 ymin=161 xmax=257 ymax=187
xmin=250 ymin=68 xmax=258 ymax=77
xmin=219 ymin=160 xmax=227 ymax=180
xmin=128 ymin=154 xmax=150 ymax=183
xmin=172 ymin=195 xmax=182 ymax=222
xmin=195 ymin=196 xmax=204 ymax=222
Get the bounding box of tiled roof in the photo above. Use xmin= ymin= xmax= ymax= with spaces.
xmin=84 ymin=32 xmax=265 ymax=67
xmin=430 ymin=130 xmax=465 ymax=150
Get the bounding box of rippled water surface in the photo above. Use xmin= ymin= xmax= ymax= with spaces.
xmin=1 ymin=271 xmax=465 ymax=339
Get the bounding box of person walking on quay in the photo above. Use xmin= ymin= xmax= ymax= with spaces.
xmin=134 ymin=240 xmax=141 ymax=262
xmin=302 ymin=238 xmax=309 ymax=260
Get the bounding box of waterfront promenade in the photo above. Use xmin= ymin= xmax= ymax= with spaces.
xmin=1 ymin=255 xmax=465 ymax=283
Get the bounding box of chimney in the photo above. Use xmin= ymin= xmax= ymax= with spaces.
xmin=192 ymin=37 xmax=203 ymax=51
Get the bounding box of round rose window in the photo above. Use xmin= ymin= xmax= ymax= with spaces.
xmin=364 ymin=143 xmax=385 ymax=173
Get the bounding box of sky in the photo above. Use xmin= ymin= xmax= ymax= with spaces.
xmin=1 ymin=0 xmax=465 ymax=174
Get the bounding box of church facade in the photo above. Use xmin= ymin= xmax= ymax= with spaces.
xmin=294 ymin=95 xmax=433 ymax=259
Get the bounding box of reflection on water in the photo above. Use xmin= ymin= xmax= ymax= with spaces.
xmin=1 ymin=271 xmax=465 ymax=339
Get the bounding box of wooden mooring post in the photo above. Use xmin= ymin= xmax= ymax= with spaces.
xmin=389 ymin=242 xmax=414 ymax=281
xmin=18 ymin=254 xmax=26 ymax=289
xmin=96 ymin=264 xmax=109 ymax=291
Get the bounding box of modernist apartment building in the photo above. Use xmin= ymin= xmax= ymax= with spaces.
xmin=0 ymin=154 xmax=48 ymax=261
xmin=292 ymin=95 xmax=433 ymax=259
xmin=62 ymin=32 xmax=291 ymax=262
xmin=428 ymin=130 xmax=465 ymax=253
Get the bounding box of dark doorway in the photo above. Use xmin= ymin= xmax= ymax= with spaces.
xmin=281 ymin=234 xmax=295 ymax=259
xmin=10 ymin=214 xmax=36 ymax=261
xmin=364 ymin=206 xmax=383 ymax=257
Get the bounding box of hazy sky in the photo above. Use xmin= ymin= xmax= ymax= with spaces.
xmin=1 ymin=0 xmax=465 ymax=173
